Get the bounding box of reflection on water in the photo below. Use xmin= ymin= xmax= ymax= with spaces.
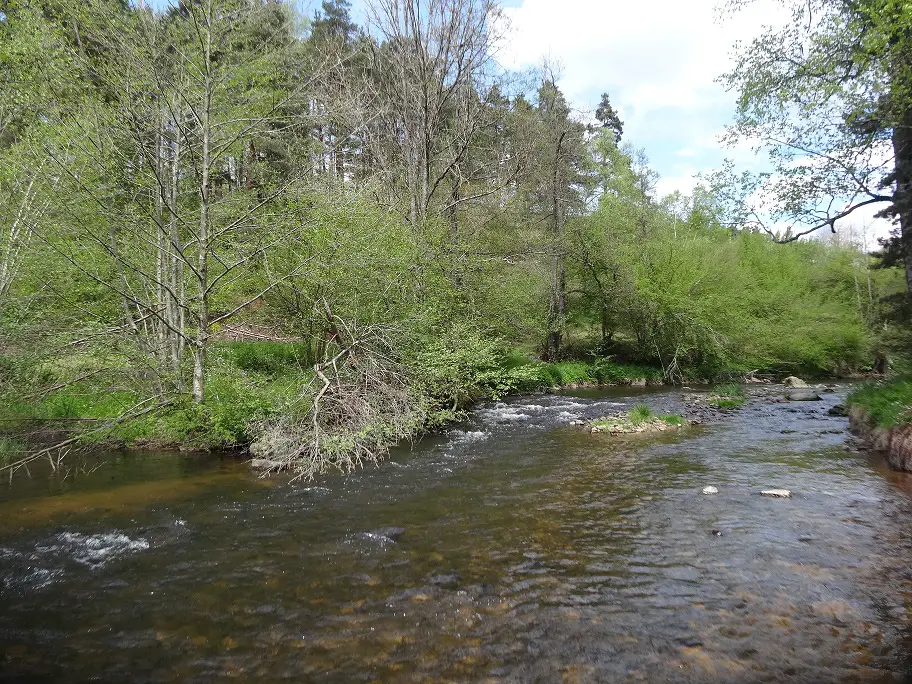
xmin=1 ymin=387 xmax=911 ymax=682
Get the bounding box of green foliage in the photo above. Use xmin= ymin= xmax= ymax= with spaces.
xmin=217 ymin=342 xmax=311 ymax=376
xmin=541 ymin=361 xmax=593 ymax=386
xmin=410 ymin=324 xmax=546 ymax=414
xmin=659 ymin=414 xmax=684 ymax=426
xmin=848 ymin=377 xmax=912 ymax=428
xmin=0 ymin=0 xmax=896 ymax=465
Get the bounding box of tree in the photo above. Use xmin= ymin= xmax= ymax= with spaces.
xmin=363 ymin=0 xmax=502 ymax=234
xmin=595 ymin=91 xmax=623 ymax=143
xmin=39 ymin=0 xmax=319 ymax=403
xmin=529 ymin=76 xmax=588 ymax=360
xmin=723 ymin=0 xmax=912 ymax=294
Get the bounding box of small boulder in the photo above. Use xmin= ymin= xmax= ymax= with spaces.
xmin=760 ymin=489 xmax=792 ymax=498
xmin=783 ymin=376 xmax=808 ymax=388
xmin=702 ymin=486 xmax=719 ymax=495
xmin=786 ymin=390 xmax=822 ymax=401
xmin=630 ymin=378 xmax=647 ymax=387
xmin=828 ymin=404 xmax=849 ymax=417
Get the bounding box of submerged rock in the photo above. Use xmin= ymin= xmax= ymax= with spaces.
xmin=786 ymin=391 xmax=822 ymax=401
xmin=760 ymin=489 xmax=792 ymax=498
xmin=783 ymin=376 xmax=809 ymax=388
xmin=828 ymin=404 xmax=849 ymax=417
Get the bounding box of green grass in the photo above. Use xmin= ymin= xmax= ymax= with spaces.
xmin=629 ymin=404 xmax=652 ymax=424
xmin=708 ymin=382 xmax=747 ymax=408
xmin=659 ymin=414 xmax=684 ymax=426
xmin=847 ymin=376 xmax=912 ymax=428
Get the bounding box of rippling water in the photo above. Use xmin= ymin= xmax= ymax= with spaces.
xmin=1 ymin=386 xmax=911 ymax=682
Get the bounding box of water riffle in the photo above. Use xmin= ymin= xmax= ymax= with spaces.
xmin=1 ymin=386 xmax=911 ymax=682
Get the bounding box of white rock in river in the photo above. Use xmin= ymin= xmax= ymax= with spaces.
xmin=760 ymin=489 xmax=792 ymax=498
xmin=702 ymin=486 xmax=719 ymax=495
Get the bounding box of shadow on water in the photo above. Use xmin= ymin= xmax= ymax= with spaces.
xmin=1 ymin=385 xmax=911 ymax=682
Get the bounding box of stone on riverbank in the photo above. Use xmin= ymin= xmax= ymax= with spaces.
xmin=828 ymin=404 xmax=848 ymax=417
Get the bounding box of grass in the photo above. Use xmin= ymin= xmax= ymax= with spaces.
xmin=708 ymin=382 xmax=747 ymax=409
xmin=847 ymin=376 xmax=912 ymax=428
xmin=629 ymin=403 xmax=652 ymax=424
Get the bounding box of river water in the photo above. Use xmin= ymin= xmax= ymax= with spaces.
xmin=1 ymin=386 xmax=911 ymax=682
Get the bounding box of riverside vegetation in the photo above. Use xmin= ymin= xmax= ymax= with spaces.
xmin=1 ymin=0 xmax=910 ymax=478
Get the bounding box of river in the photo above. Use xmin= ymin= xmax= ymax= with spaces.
xmin=1 ymin=386 xmax=911 ymax=682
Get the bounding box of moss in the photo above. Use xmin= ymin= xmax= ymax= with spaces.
xmin=847 ymin=376 xmax=912 ymax=428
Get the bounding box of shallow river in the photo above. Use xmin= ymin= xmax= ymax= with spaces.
xmin=1 ymin=386 xmax=912 ymax=682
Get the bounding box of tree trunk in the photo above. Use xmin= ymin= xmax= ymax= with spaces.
xmin=891 ymin=109 xmax=912 ymax=296
xmin=193 ymin=2 xmax=212 ymax=405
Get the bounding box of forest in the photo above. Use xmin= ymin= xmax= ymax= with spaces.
xmin=1 ymin=0 xmax=909 ymax=477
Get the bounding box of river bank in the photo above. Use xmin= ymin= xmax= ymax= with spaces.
xmin=847 ymin=377 xmax=912 ymax=473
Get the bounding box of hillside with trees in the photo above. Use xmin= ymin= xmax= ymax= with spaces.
xmin=0 ymin=0 xmax=905 ymax=477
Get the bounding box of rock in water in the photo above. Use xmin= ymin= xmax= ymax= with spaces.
xmin=783 ymin=376 xmax=808 ymax=388
xmin=760 ymin=489 xmax=792 ymax=498
xmin=702 ymin=486 xmax=719 ymax=495
xmin=786 ymin=390 xmax=822 ymax=401
xmin=828 ymin=404 xmax=849 ymax=417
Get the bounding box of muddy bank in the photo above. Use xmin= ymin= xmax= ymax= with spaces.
xmin=849 ymin=406 xmax=912 ymax=472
